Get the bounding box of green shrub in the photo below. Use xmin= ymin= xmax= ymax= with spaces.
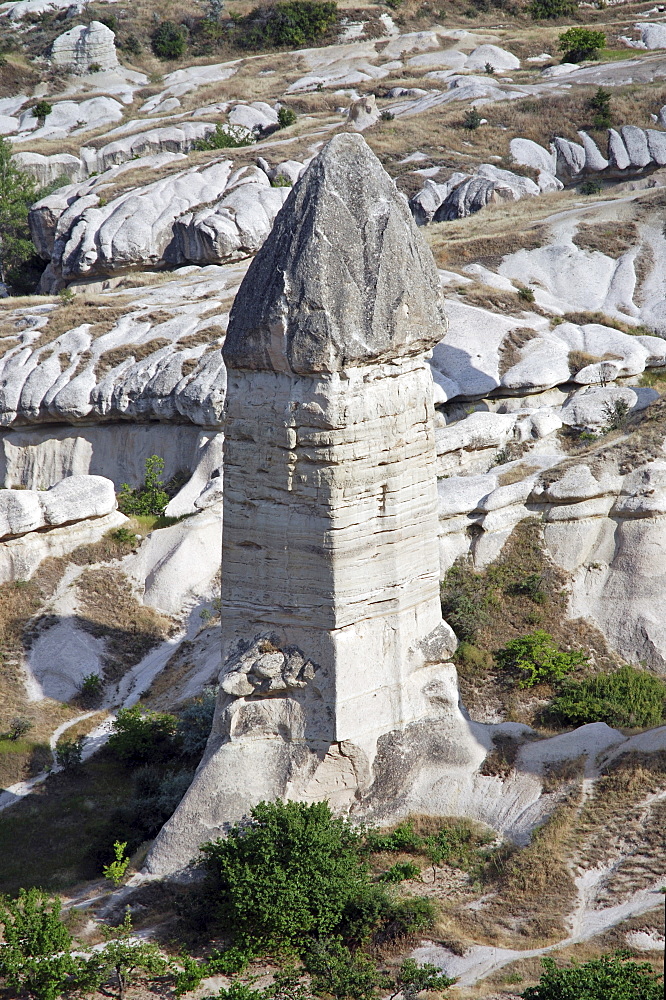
xmin=201 ymin=800 xmax=371 ymax=953
xmin=558 ymin=27 xmax=605 ymax=62
xmin=0 ymin=889 xmax=98 ymax=1000
xmin=304 ymin=939 xmax=381 ymax=1000
xmin=176 ymin=688 xmax=216 ymax=759
xmin=550 ymin=664 xmax=666 ymax=729
xmin=117 ymin=455 xmax=170 ymax=516
xmin=0 ymin=137 xmax=38 ymax=290
xmin=102 ymin=839 xmax=130 ymax=886
xmin=495 ymin=630 xmax=587 ymax=688
xmin=32 ymin=100 xmax=52 ymax=121
xmin=7 ymin=716 xmax=32 ymax=740
xmin=194 ymin=123 xmax=256 ymax=150
xmin=580 ymin=179 xmax=602 ymax=195
xmin=587 ymin=86 xmax=612 ymax=128
xmin=277 ymin=106 xmax=297 ymax=128
xmin=528 ymin=0 xmax=575 ymax=17
xmin=441 ymin=592 xmax=488 ymax=643
xmin=121 ymin=34 xmax=142 ymax=55
xmin=379 ymin=860 xmax=421 ymax=883
xmin=106 ymin=705 xmax=179 ymax=764
xmin=517 ymin=285 xmax=535 ymax=303
xmin=366 ymin=820 xmax=422 ymax=852
xmin=380 ymin=110 xmax=395 ymax=121
xmin=110 ymin=526 xmax=137 ymax=546
xmin=389 ymin=959 xmax=456 ymax=999
xmin=510 ymin=572 xmax=546 ymax=603
xmin=462 ymin=109 xmax=482 ymax=130
xmin=602 ymin=398 xmax=630 ymax=432
xmin=454 ymin=641 xmax=494 ymax=678
xmin=236 ymin=1 xmax=338 ymax=49
xmin=522 ymin=953 xmax=663 ymax=999
xmin=55 ymin=735 xmax=84 ymax=771
xmin=271 ymin=173 xmax=293 ymax=187
xmin=151 ymin=20 xmax=187 ymax=58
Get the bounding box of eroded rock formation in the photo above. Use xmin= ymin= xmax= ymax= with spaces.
xmin=145 ymin=133 xmax=485 ymax=875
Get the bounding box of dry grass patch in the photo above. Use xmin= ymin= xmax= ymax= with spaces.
xmin=33 ymin=299 xmax=134 ymax=349
xmin=95 ymin=337 xmax=171 ymax=377
xmin=456 ymin=283 xmax=543 ymax=317
xmin=572 ymin=220 xmax=638 ymax=258
xmin=499 ymin=327 xmax=540 ymax=376
xmin=75 ymin=567 xmax=172 ymax=682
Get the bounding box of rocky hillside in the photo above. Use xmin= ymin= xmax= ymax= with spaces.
xmin=0 ymin=0 xmax=665 ymax=996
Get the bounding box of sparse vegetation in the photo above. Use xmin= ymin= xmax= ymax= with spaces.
xmin=230 ymin=1 xmax=338 ymax=50
xmin=194 ymin=122 xmax=257 ymax=150
xmin=528 ymin=0 xmax=576 ymax=18
xmin=495 ymin=630 xmax=588 ymax=689
xmin=117 ymin=455 xmax=170 ymax=517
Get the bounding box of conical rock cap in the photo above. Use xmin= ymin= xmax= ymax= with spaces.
xmin=223 ymin=132 xmax=446 ymax=374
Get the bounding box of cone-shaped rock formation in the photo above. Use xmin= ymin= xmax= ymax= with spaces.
xmin=145 ymin=134 xmax=483 ymax=877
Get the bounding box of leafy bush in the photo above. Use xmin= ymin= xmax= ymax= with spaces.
xmin=194 ymin=123 xmax=256 ymax=150
xmin=558 ymin=27 xmax=605 ymax=62
xmin=106 ymin=765 xmax=193 ymax=853
xmin=236 ymin=1 xmax=338 ymax=49
xmin=462 ymin=109 xmax=482 ymax=130
xmin=380 ymin=110 xmax=395 ymax=121
xmin=176 ymin=689 xmax=216 ymax=759
xmin=528 ymin=0 xmax=575 ymax=17
xmin=522 ymin=953 xmax=663 ymax=999
xmin=366 ymin=820 xmax=422 ymax=853
xmin=277 ymin=105 xmax=297 ymax=127
xmin=271 ymin=173 xmax=293 ymax=187
xmin=106 ymin=705 xmax=179 ymax=764
xmin=151 ymin=20 xmax=187 ymax=59
xmin=602 ymin=398 xmax=630 ymax=432
xmin=379 ymin=861 xmax=421 ymax=883
xmin=32 ymin=100 xmax=52 ymax=121
xmin=117 ymin=455 xmax=170 ymax=516
xmin=55 ymin=735 xmax=84 ymax=771
xmin=304 ymin=939 xmax=382 ymax=1000
xmin=442 ymin=592 xmax=488 ymax=642
xmin=495 ymin=630 xmax=587 ymax=688
xmin=7 ymin=716 xmax=32 ymax=740
xmin=98 ymin=909 xmax=168 ymax=998
xmin=201 ymin=800 xmax=371 ymax=954
xmin=110 ymin=526 xmax=137 ymax=545
xmin=0 ymin=137 xmax=38 ymax=289
xmin=0 ymin=889 xmax=97 ymax=1000
xmin=580 ymin=179 xmax=602 ymax=195
xmin=550 ymin=665 xmax=666 ymax=728
xmin=388 ymin=959 xmax=455 ymax=1000
xmin=102 ymin=839 xmax=130 ymax=886
xmin=587 ymin=86 xmax=612 ymax=128
xmin=510 ymin=572 xmax=546 ymax=603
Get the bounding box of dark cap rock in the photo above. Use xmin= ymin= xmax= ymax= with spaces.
xmin=223 ymin=132 xmax=447 ymax=374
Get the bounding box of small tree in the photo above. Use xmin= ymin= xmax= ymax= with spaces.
xmin=55 ymin=735 xmax=84 ymax=771
xmin=387 ymin=959 xmax=456 ymax=1000
xmin=151 ymin=20 xmax=187 ymax=59
xmin=528 ymin=0 xmax=575 ymax=16
xmin=117 ymin=455 xmax=170 ymax=516
xmin=106 ymin=705 xmax=179 ymax=764
xmin=522 ymin=953 xmax=663 ymax=999
xmin=587 ymin=86 xmax=612 ymax=128
xmin=0 ymin=138 xmax=37 ymax=288
xmin=98 ymin=909 xmax=168 ymax=1000
xmin=462 ymin=108 xmax=482 ymax=130
xmin=558 ymin=27 xmax=605 ymax=62
xmin=277 ymin=106 xmax=297 ymax=128
xmin=31 ymin=100 xmax=52 ymax=123
xmin=495 ymin=630 xmax=587 ymax=688
xmin=304 ymin=938 xmax=381 ymax=1000
xmin=0 ymin=888 xmax=97 ymax=1000
xmin=102 ymin=840 xmax=131 ymax=887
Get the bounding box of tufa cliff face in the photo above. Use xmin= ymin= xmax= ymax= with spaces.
xmin=145 ymin=134 xmax=486 ymax=875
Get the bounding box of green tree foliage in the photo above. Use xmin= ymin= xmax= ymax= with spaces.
xmin=388 ymin=959 xmax=455 ymax=1000
xmin=236 ymin=1 xmax=338 ymax=49
xmin=0 ymin=888 xmax=97 ymax=1000
xmin=495 ymin=630 xmax=587 ymax=688
xmin=54 ymin=735 xmax=84 ymax=771
xmin=102 ymin=840 xmax=131 ymax=886
xmin=194 ymin=123 xmax=256 ymax=150
xmin=117 ymin=455 xmax=170 ymax=516
xmin=106 ymin=705 xmax=179 ymax=764
xmin=558 ymin=27 xmax=605 ymax=62
xmin=201 ymin=800 xmax=371 ymax=954
xmin=550 ymin=664 xmax=666 ymax=728
xmin=0 ymin=137 xmax=37 ymax=288
xmin=98 ymin=909 xmax=168 ymax=1000
xmin=586 ymin=86 xmax=612 ymax=128
xmin=277 ymin=106 xmax=297 ymax=128
xmin=522 ymin=953 xmax=663 ymax=999
xmin=151 ymin=20 xmax=188 ymax=58
xmin=31 ymin=100 xmax=52 ymax=122
xmin=462 ymin=108 xmax=482 ymax=130
xmin=528 ymin=0 xmax=575 ymax=17
xmin=304 ymin=939 xmax=382 ymax=1000
xmin=177 ymin=688 xmax=217 ymax=758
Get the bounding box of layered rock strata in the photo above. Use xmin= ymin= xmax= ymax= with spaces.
xmin=146 ymin=133 xmax=484 ymax=875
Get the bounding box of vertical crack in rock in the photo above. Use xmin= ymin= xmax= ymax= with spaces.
xmin=146 ymin=133 xmax=485 ymax=877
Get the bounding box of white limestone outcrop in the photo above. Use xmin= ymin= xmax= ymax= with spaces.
xmin=51 ymin=21 xmax=119 ymax=75
xmin=0 ymin=474 xmax=116 ymax=540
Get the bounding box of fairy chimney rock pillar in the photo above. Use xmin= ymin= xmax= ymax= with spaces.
xmin=145 ymin=133 xmax=457 ymax=875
